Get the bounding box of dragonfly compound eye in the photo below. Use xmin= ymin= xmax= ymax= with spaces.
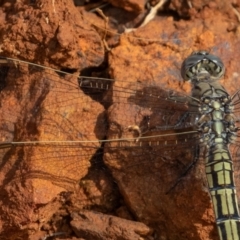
xmin=181 ymin=51 xmax=225 ymax=81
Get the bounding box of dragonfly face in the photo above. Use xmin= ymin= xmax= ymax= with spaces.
xmin=181 ymin=51 xmax=225 ymax=82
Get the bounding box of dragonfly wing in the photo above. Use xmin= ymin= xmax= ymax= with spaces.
xmin=0 ymin=59 xmax=116 ymax=211
xmin=0 ymin=57 xmax=205 ymax=238
xmin=0 ymin=59 xmax=196 ymax=183
xmin=103 ymin=128 xmax=210 ymax=236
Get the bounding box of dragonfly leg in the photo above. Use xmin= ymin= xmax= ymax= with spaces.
xmin=173 ymin=112 xmax=191 ymax=128
xmin=165 ymin=144 xmax=200 ymax=194
xmin=155 ymin=112 xmax=191 ymax=130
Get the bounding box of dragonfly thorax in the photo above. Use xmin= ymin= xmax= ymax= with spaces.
xmin=197 ymin=92 xmax=237 ymax=147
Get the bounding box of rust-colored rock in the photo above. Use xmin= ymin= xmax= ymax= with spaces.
xmin=0 ymin=55 xmax=113 ymax=239
xmin=0 ymin=0 xmax=104 ymax=69
xmin=0 ymin=0 xmax=240 ymax=240
xmin=70 ymin=210 xmax=152 ymax=240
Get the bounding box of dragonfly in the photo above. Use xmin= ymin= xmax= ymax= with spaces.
xmin=0 ymin=51 xmax=240 ymax=240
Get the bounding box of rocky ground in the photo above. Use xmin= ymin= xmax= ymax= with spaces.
xmin=0 ymin=0 xmax=240 ymax=239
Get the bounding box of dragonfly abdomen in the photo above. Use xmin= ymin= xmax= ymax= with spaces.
xmin=202 ymin=100 xmax=240 ymax=240
xmin=206 ymin=145 xmax=240 ymax=240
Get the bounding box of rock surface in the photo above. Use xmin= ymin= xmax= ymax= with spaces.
xmin=70 ymin=210 xmax=152 ymax=240
xmin=0 ymin=0 xmax=240 ymax=240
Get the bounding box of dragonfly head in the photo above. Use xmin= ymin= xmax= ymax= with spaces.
xmin=181 ymin=51 xmax=225 ymax=83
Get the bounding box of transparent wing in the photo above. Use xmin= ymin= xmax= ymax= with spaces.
xmin=0 ymin=57 xmax=199 ymax=139
xmin=0 ymin=57 xmax=208 ymax=238
xmin=0 ymin=58 xmax=202 ymax=189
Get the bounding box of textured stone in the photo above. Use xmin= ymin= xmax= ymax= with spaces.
xmin=71 ymin=210 xmax=152 ymax=240
xmin=0 ymin=0 xmax=104 ymax=69
xmin=0 ymin=0 xmax=240 ymax=239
